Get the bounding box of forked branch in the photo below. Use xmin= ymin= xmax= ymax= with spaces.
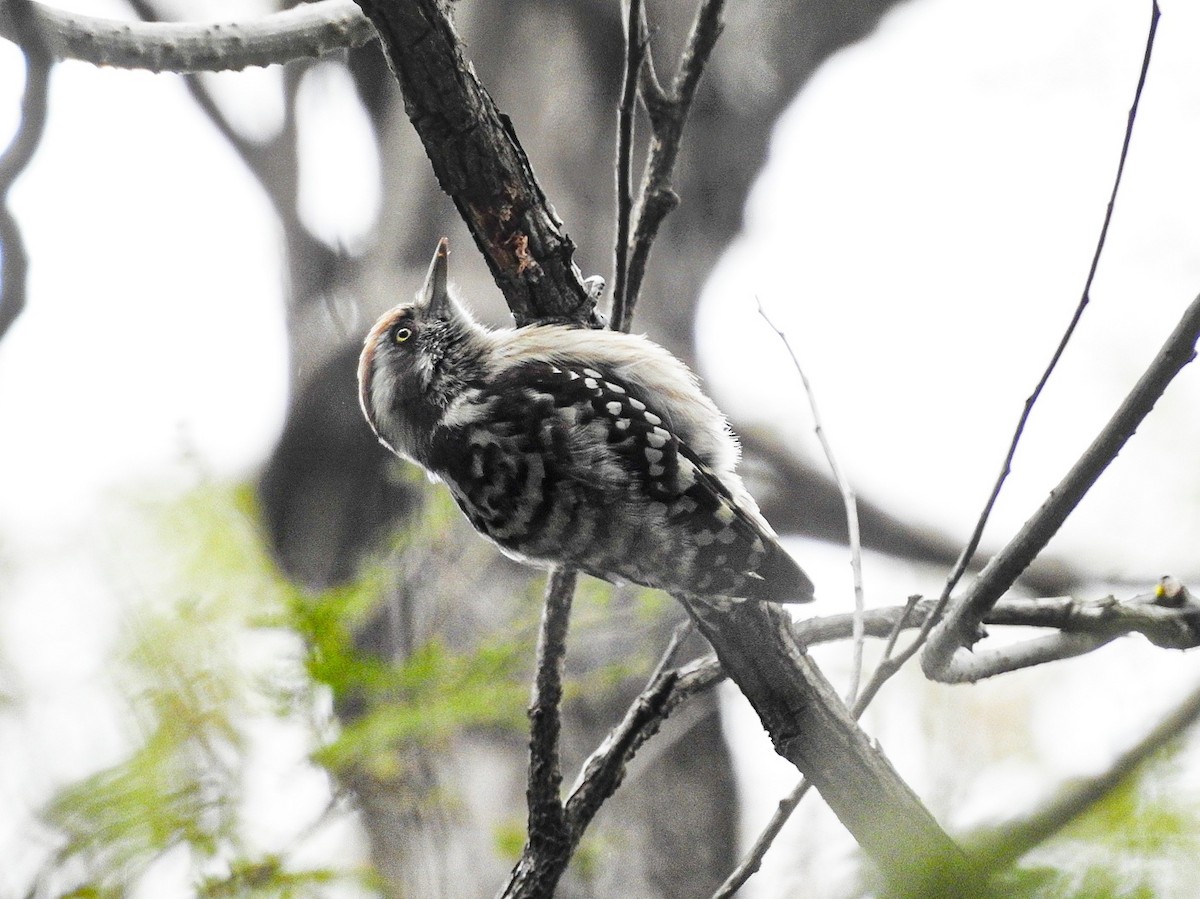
xmin=923 ymin=292 xmax=1200 ymax=680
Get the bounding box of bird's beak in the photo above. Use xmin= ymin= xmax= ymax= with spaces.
xmin=420 ymin=237 xmax=451 ymax=318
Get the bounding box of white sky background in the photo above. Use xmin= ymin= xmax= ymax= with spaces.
xmin=2 ymin=0 xmax=1200 ymax=895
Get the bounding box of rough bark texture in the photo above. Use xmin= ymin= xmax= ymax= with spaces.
xmin=687 ymin=598 xmax=975 ymax=890
xmin=352 ymin=0 xmax=601 ymax=328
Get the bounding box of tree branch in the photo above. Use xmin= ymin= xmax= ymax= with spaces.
xmin=610 ymin=0 xmax=645 ymax=334
xmin=676 ymin=588 xmax=1200 ymax=705
xmin=0 ymin=0 xmax=373 ymax=73
xmin=684 ymin=597 xmax=977 ymax=893
xmin=500 ymin=568 xmax=577 ymax=899
xmin=561 ymin=666 xmax=677 ymax=838
xmin=352 ymin=0 xmax=600 ymax=328
xmin=502 ymin=621 xmax=703 ymax=897
xmin=0 ymin=0 xmax=52 ymax=344
xmin=805 ymin=590 xmax=1200 ymax=654
xmin=918 ymin=0 xmax=1163 ymax=673
xmin=711 ymin=777 xmax=813 ymax=899
xmin=617 ymin=0 xmax=724 ymax=329
xmin=757 ymin=298 xmax=867 ymax=702
xmin=923 ymin=292 xmax=1200 ymax=680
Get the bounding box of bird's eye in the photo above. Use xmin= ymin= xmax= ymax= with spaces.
xmin=393 ymin=326 xmax=413 ymax=344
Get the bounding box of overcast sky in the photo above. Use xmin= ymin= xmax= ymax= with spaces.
xmin=2 ymin=0 xmax=1200 ymax=895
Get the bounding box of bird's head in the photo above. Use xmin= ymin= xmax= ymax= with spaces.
xmin=358 ymin=238 xmax=485 ymax=463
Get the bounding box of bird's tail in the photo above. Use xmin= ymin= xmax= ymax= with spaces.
xmin=745 ymin=541 xmax=815 ymax=604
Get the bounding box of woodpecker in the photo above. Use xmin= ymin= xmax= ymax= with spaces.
xmin=358 ymin=239 xmax=814 ymax=605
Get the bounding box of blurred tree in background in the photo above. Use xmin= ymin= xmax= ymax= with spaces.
xmin=3 ymin=0 xmax=1200 ymax=897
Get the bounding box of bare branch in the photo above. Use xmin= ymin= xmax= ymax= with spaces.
xmin=561 ymin=667 xmax=677 ymax=837
xmin=618 ymin=0 xmax=725 ymax=329
xmin=920 ymin=0 xmax=1163 ymax=667
xmin=710 ymin=302 xmax=887 ymax=883
xmin=684 ymin=597 xmax=976 ymax=892
xmin=711 ymin=777 xmax=813 ymax=899
xmin=756 ymin=298 xmax=866 ymax=702
xmin=352 ymin=0 xmax=600 ymax=327
xmin=504 ymin=615 xmax=701 ymax=897
xmin=610 ymin=0 xmax=645 ymax=334
xmin=0 ymin=0 xmax=52 ymax=344
xmin=923 ymin=292 xmax=1200 ymax=680
xmin=824 ymin=591 xmax=1200 ymax=652
xmin=647 ymin=618 xmax=693 ymax=684
xmin=674 ymin=588 xmax=1200 ymax=697
xmin=0 ymin=0 xmax=373 ymax=73
xmin=938 ymin=632 xmax=1117 ymax=683
xmin=500 ymin=568 xmax=577 ymax=899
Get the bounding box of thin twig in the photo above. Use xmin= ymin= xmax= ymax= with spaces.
xmin=561 ymin=667 xmax=677 ymax=837
xmin=881 ymin=595 xmax=921 ymax=660
xmin=0 ymin=0 xmax=52 ymax=344
xmin=647 ymin=618 xmax=694 ymax=684
xmin=919 ymin=0 xmax=1162 ymax=667
xmin=711 ymin=778 xmax=813 ymax=899
xmin=844 ymin=595 xmax=924 ymax=715
xmin=700 ymin=345 xmax=899 ymax=894
xmin=757 ymin=298 xmax=866 ymax=703
xmin=0 ymin=0 xmax=373 ymax=73
xmin=619 ymin=0 xmax=725 ymax=328
xmin=611 ymin=0 xmax=645 ymax=334
xmin=631 ymin=3 xmax=667 ymax=113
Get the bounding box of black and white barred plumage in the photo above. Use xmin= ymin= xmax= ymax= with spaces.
xmin=358 ymin=239 xmax=814 ymax=604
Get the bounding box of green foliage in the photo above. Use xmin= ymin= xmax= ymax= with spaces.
xmin=287 ymin=566 xmax=391 ymax=698
xmin=492 ymin=818 xmax=528 ymax=862
xmin=28 ymin=477 xmax=690 ymax=896
xmin=314 ymin=635 xmax=530 ymax=779
xmin=34 ymin=479 xmax=607 ymax=894
xmin=990 ymin=750 xmax=1200 ymax=899
xmin=196 ymin=855 xmax=346 ymax=898
xmin=1062 ymin=758 xmax=1200 ymax=858
xmin=35 ymin=483 xmax=369 ymax=897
